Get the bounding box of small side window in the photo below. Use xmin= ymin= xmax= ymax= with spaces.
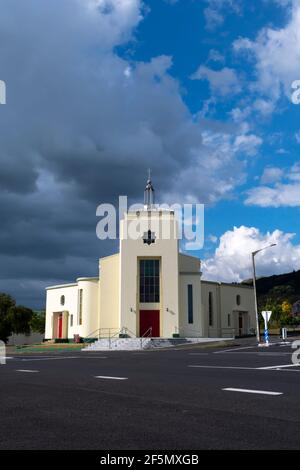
xmin=236 ymin=295 xmax=241 ymax=306
xmin=60 ymin=295 xmax=65 ymax=306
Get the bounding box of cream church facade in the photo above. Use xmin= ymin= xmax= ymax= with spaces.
xmin=45 ymin=178 xmax=256 ymax=341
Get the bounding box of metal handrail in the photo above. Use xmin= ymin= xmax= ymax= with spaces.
xmin=84 ymin=327 xmax=120 ymax=340
xmin=108 ymin=326 xmax=137 ymax=349
xmin=121 ymin=327 xmax=137 ymax=338
xmin=140 ymin=326 xmax=152 ymax=348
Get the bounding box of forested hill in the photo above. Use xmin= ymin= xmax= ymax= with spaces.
xmin=242 ymin=270 xmax=300 ymax=309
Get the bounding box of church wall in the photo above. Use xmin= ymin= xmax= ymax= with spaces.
xmin=77 ymin=279 xmax=99 ymax=338
xmin=179 ymin=274 xmax=203 ymax=337
xmin=219 ymin=284 xmax=256 ymax=336
xmin=119 ymin=211 xmax=179 ymax=337
xmin=99 ymin=254 xmax=120 ymax=333
xmin=178 ymin=253 xmax=201 ymax=273
xmin=201 ymin=281 xmax=255 ymax=337
xmin=45 ymin=279 xmax=99 ymax=339
xmin=45 ymin=284 xmax=78 ymax=339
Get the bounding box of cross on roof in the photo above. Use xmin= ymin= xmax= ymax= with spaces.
xmin=143 ymin=229 xmax=156 ymax=246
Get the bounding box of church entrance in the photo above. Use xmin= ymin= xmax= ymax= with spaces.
xmin=58 ymin=313 xmax=63 ymax=339
xmin=139 ymin=310 xmax=160 ymax=337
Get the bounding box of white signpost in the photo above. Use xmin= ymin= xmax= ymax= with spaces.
xmin=261 ymin=311 xmax=272 ymax=345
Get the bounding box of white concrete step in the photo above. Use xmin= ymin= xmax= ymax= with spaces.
xmin=82 ymin=336 xmax=229 ymax=351
xmin=82 ymin=337 xmax=152 ymax=351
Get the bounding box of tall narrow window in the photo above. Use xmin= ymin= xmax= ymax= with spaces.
xmin=188 ymin=284 xmax=193 ymax=324
xmin=139 ymin=259 xmax=160 ymax=303
xmin=78 ymin=289 xmax=83 ymax=325
xmin=228 ymin=313 xmax=231 ymax=327
xmin=70 ymin=315 xmax=73 ymax=327
xmin=208 ymin=292 xmax=213 ymax=327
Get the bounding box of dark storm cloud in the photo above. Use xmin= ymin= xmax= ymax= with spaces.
xmin=0 ymin=0 xmax=248 ymax=307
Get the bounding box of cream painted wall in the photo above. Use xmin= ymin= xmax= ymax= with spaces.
xmin=120 ymin=210 xmax=179 ymax=337
xmin=179 ymin=274 xmax=202 ymax=337
xmin=179 ymin=253 xmax=201 ymax=273
xmin=45 ymin=278 xmax=99 ymax=339
xmin=45 ymin=284 xmax=77 ymax=339
xmin=99 ymin=254 xmax=120 ymax=333
xmin=77 ymin=279 xmax=99 ymax=337
xmin=201 ymin=281 xmax=255 ymax=337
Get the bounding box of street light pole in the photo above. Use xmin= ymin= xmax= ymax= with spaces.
xmin=251 ymin=243 xmax=277 ymax=344
xmin=252 ymin=252 xmax=260 ymax=343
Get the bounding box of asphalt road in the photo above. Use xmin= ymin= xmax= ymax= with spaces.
xmin=1 ymin=339 xmax=300 ymax=450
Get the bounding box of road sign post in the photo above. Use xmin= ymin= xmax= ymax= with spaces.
xmin=261 ymin=311 xmax=272 ymax=346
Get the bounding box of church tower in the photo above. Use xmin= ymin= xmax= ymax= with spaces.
xmin=119 ymin=173 xmax=180 ymax=337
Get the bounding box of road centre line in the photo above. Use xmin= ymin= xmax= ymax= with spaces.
xmin=16 ymin=369 xmax=39 ymax=373
xmin=20 ymin=356 xmax=81 ymax=361
xmin=189 ymin=364 xmax=299 ymax=371
xmin=223 ymin=388 xmax=282 ymax=396
xmin=214 ymin=351 xmax=292 ymax=356
xmin=188 ymin=353 xmax=209 ymax=355
xmin=94 ymin=376 xmax=128 ymax=380
xmin=258 ymin=363 xmax=300 ymax=370
xmin=214 ymin=346 xmax=255 ymax=354
xmin=189 ymin=365 xmax=257 ymax=370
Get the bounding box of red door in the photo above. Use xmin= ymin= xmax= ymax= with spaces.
xmin=58 ymin=314 xmax=63 ymax=339
xmin=139 ymin=310 xmax=160 ymax=337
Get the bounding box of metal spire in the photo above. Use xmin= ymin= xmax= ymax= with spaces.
xmin=144 ymin=169 xmax=155 ymax=210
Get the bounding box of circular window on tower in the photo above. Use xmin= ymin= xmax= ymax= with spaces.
xmin=236 ymin=294 xmax=241 ymax=306
xmin=60 ymin=295 xmax=65 ymax=306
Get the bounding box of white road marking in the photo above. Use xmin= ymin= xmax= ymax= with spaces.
xmin=223 ymin=388 xmax=282 ymax=396
xmin=189 ymin=365 xmax=257 ymax=370
xmin=94 ymin=375 xmax=128 ymax=380
xmin=214 ymin=346 xmax=255 ymax=354
xmin=216 ymin=351 xmax=291 ymax=356
xmin=16 ymin=369 xmax=39 ymax=373
xmin=20 ymin=356 xmax=80 ymax=362
xmin=258 ymin=363 xmax=300 ymax=370
xmin=188 ymin=353 xmax=209 ymax=355
xmin=82 ymin=356 xmax=107 ymax=359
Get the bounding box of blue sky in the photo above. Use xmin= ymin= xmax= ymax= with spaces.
xmin=1 ymin=0 xmax=300 ymax=307
xmin=124 ymin=2 xmax=297 ymax=242
xmin=121 ymin=0 xmax=300 ymax=272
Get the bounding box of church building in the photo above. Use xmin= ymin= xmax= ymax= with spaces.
xmin=45 ymin=177 xmax=256 ymax=341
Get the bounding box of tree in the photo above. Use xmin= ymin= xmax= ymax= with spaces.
xmin=0 ymin=293 xmax=34 ymax=342
xmin=281 ymin=300 xmax=292 ymax=316
xmin=30 ymin=311 xmax=45 ymax=334
xmin=7 ymin=306 xmax=33 ymax=335
xmin=0 ymin=293 xmax=16 ymax=342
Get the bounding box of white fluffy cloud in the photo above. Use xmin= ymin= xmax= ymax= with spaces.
xmin=204 ymin=0 xmax=242 ymax=30
xmin=246 ymin=163 xmax=300 ymax=206
xmin=260 ymin=166 xmax=284 ymax=184
xmin=233 ymin=0 xmax=300 ymax=103
xmin=202 ymin=225 xmax=300 ymax=282
xmin=191 ymin=65 xmax=242 ymax=96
